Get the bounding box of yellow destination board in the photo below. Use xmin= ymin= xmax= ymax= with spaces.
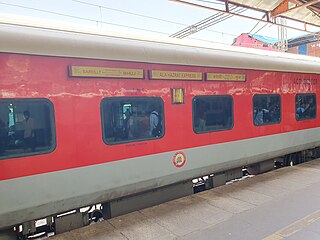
xmin=69 ymin=66 xmax=144 ymax=79
xmin=150 ymin=70 xmax=202 ymax=81
xmin=206 ymin=73 xmax=246 ymax=82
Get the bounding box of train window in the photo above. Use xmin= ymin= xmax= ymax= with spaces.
xmin=193 ymin=95 xmax=233 ymax=133
xmin=0 ymin=99 xmax=56 ymax=160
xmin=101 ymin=97 xmax=164 ymax=144
xmin=296 ymin=94 xmax=316 ymax=120
xmin=253 ymin=94 xmax=281 ymax=126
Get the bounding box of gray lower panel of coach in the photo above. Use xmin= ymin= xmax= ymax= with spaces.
xmin=1 ymin=127 xmax=320 ymax=229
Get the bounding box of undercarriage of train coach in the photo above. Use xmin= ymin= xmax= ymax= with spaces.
xmin=2 ymin=147 xmax=320 ymax=240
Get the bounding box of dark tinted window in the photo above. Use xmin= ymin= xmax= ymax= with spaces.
xmin=0 ymin=99 xmax=55 ymax=159
xmin=101 ymin=97 xmax=164 ymax=144
xmin=296 ymin=94 xmax=316 ymax=120
xmin=253 ymin=94 xmax=281 ymax=126
xmin=193 ymin=95 xmax=233 ymax=133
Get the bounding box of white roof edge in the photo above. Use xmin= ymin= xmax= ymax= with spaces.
xmin=1 ymin=13 xmax=320 ymax=64
xmin=2 ymin=14 xmax=320 ymax=76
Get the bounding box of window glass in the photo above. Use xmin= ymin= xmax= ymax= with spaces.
xmin=296 ymin=94 xmax=316 ymax=120
xmin=0 ymin=99 xmax=55 ymax=159
xmin=253 ymin=94 xmax=281 ymax=126
xmin=101 ymin=97 xmax=164 ymax=144
xmin=193 ymin=95 xmax=233 ymax=133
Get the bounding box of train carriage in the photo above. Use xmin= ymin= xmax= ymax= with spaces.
xmin=1 ymin=19 xmax=320 ymax=238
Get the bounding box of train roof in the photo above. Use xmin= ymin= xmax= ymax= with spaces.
xmin=1 ymin=14 xmax=320 ymax=74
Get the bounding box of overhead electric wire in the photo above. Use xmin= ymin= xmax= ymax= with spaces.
xmin=71 ymin=0 xmax=236 ymax=37
xmin=171 ymin=5 xmax=247 ymax=38
xmin=248 ymin=12 xmax=271 ymax=36
xmin=71 ymin=0 xmax=188 ymax=27
xmin=253 ymin=22 xmax=269 ymax=35
xmin=0 ymin=1 xmax=236 ymax=45
xmin=0 ymin=1 xmax=237 ymax=40
xmin=171 ymin=7 xmax=237 ymax=38
xmin=4 ymin=1 xmax=315 ymax=50
xmin=1 ymin=0 xmax=317 ymax=48
xmin=0 ymin=2 xmax=98 ymax=23
xmin=0 ymin=2 xmax=170 ymax=35
xmin=249 ymin=18 xmax=263 ymax=34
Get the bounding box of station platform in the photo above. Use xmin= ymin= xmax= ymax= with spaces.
xmin=51 ymin=159 xmax=320 ymax=240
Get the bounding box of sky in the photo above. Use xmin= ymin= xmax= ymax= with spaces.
xmin=0 ymin=0 xmax=318 ymax=46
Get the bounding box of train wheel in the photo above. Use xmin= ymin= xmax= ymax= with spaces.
xmin=284 ymin=153 xmax=298 ymax=167
xmin=283 ymin=155 xmax=290 ymax=166
xmin=288 ymin=152 xmax=302 ymax=166
xmin=289 ymin=155 xmax=294 ymax=166
xmin=90 ymin=209 xmax=104 ymax=222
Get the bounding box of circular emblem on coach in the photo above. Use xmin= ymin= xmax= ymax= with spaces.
xmin=173 ymin=152 xmax=186 ymax=168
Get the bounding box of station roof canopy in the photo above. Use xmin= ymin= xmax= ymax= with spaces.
xmin=171 ymin=0 xmax=320 ymax=35
xmin=233 ymin=0 xmax=320 ymax=25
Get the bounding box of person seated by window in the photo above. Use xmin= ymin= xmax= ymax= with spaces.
xmin=123 ymin=109 xmax=131 ymax=139
xmin=139 ymin=110 xmax=150 ymax=138
xmin=23 ymin=110 xmax=35 ymax=152
xmin=254 ymin=105 xmax=269 ymax=125
xmin=128 ymin=111 xmax=140 ymax=139
xmin=266 ymin=102 xmax=280 ymax=123
xmin=198 ymin=104 xmax=207 ymax=131
xmin=296 ymin=101 xmax=307 ymax=119
xmin=273 ymin=104 xmax=281 ymax=122
xmin=149 ymin=105 xmax=162 ymax=137
xmin=304 ymin=98 xmax=315 ymax=118
xmin=0 ymin=119 xmax=7 ymax=154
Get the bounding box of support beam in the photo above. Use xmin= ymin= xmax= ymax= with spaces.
xmin=271 ymin=0 xmax=320 ymax=17
xmin=170 ymin=0 xmax=320 ymax=35
xmin=271 ymin=0 xmax=289 ymax=18
xmin=211 ymin=0 xmax=267 ymax=13
xmin=290 ymin=0 xmax=320 ymax=14
xmin=225 ymin=0 xmax=229 ymax=12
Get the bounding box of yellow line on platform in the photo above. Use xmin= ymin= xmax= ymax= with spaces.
xmin=262 ymin=234 xmax=283 ymax=240
xmin=262 ymin=209 xmax=320 ymax=240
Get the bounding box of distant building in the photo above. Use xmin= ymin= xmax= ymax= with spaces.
xmin=287 ymin=33 xmax=320 ymax=57
xmin=232 ymin=33 xmax=280 ymax=51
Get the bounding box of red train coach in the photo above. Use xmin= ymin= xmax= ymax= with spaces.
xmin=1 ymin=19 xmax=320 ymax=238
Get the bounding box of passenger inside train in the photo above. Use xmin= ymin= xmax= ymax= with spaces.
xmin=0 ymin=100 xmax=54 ymax=159
xmin=193 ymin=96 xmax=233 ymax=133
xmin=149 ymin=105 xmax=162 ymax=137
xmin=296 ymin=94 xmax=316 ymax=120
xmin=22 ymin=110 xmax=35 ymax=152
xmin=253 ymin=94 xmax=281 ymax=126
xmin=102 ymin=97 xmax=163 ymax=144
